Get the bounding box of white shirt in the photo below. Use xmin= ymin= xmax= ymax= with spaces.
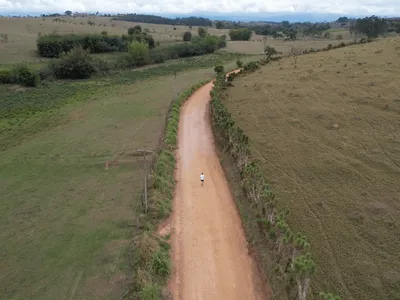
xmin=200 ymin=174 xmax=205 ymax=180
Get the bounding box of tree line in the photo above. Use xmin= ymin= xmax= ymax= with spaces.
xmin=112 ymin=14 xmax=213 ymax=27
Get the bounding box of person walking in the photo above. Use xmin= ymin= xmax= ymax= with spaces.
xmin=200 ymin=172 xmax=205 ymax=186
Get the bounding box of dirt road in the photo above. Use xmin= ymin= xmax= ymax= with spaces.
xmin=168 ymin=81 xmax=267 ymax=300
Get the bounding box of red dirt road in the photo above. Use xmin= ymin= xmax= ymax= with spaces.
xmin=168 ymin=81 xmax=267 ymax=300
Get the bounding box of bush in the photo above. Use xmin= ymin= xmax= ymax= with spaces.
xmin=50 ymin=47 xmax=97 ymax=79
xmin=12 ymin=65 xmax=40 ymax=87
xmin=36 ymin=31 xmax=156 ymax=58
xmin=153 ymin=35 xmax=221 ymax=61
xmin=126 ymin=41 xmax=150 ymax=67
xmin=1 ymin=66 xmax=40 ymax=87
xmin=36 ymin=34 xmax=126 ymax=58
xmin=198 ymin=27 xmax=207 ymax=38
xmin=219 ymin=35 xmax=227 ymax=48
xmin=183 ymin=31 xmax=192 ymax=41
xmin=128 ymin=25 xmax=142 ymax=35
xmin=229 ymin=28 xmax=252 ymax=41
xmin=0 ymin=68 xmax=12 ymax=84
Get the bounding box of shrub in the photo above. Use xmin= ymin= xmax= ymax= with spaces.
xmin=11 ymin=64 xmax=40 ymax=87
xmin=218 ymin=35 xmax=227 ymax=48
xmin=183 ymin=31 xmax=192 ymax=41
xmin=156 ymin=35 xmax=221 ymax=61
xmin=0 ymin=68 xmax=12 ymax=84
xmin=36 ymin=31 xmax=155 ymax=58
xmin=198 ymin=27 xmax=207 ymax=38
xmin=242 ymin=61 xmax=259 ymax=72
xmin=264 ymin=45 xmax=279 ymax=60
xmin=126 ymin=41 xmax=150 ymax=67
xmin=214 ymin=65 xmax=224 ymax=74
xmin=50 ymin=47 xmax=97 ymax=79
xmin=128 ymin=25 xmax=142 ymax=35
xmin=229 ymin=28 xmax=252 ymax=41
xmin=36 ymin=34 xmax=126 ymax=58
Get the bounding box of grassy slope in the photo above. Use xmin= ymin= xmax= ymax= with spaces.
xmin=222 ymin=37 xmax=400 ymax=299
xmin=0 ymin=53 xmax=259 ymax=300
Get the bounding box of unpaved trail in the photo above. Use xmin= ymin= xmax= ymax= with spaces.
xmin=168 ymin=81 xmax=267 ymax=300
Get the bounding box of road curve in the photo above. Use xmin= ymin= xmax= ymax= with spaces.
xmin=168 ymin=80 xmax=267 ymax=300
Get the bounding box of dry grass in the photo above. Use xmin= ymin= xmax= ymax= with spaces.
xmin=0 ymin=16 xmax=228 ymax=64
xmin=224 ymin=34 xmax=353 ymax=55
xmin=223 ymin=37 xmax=400 ymax=300
xmin=0 ymin=16 xmax=354 ymax=64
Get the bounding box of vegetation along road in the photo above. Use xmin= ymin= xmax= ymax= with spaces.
xmin=166 ymin=80 xmax=268 ymax=300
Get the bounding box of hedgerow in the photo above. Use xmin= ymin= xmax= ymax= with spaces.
xmin=36 ymin=34 xmax=128 ymax=58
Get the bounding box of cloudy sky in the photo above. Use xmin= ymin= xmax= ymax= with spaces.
xmin=0 ymin=0 xmax=399 ymax=17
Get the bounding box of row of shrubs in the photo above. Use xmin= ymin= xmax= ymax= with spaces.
xmin=130 ymin=80 xmax=211 ymax=299
xmin=300 ymin=37 xmax=372 ymax=55
xmin=208 ymin=39 xmax=368 ymax=299
xmin=0 ymin=65 xmax=40 ymax=87
xmin=148 ymin=35 xmax=226 ymax=64
xmin=37 ymin=27 xmax=155 ymax=58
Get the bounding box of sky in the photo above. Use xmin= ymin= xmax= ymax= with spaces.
xmin=0 ymin=0 xmax=399 ymax=20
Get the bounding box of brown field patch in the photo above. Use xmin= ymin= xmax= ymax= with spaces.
xmin=223 ymin=37 xmax=400 ymax=300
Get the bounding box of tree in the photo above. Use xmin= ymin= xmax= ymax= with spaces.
xmin=229 ymin=28 xmax=252 ymax=41
xmin=349 ymin=21 xmax=358 ymax=42
xmin=214 ymin=65 xmax=224 ymax=75
xmin=294 ymin=253 xmax=316 ymax=300
xmin=198 ymin=27 xmax=207 ymax=38
xmin=290 ymin=47 xmax=302 ymax=66
xmin=216 ymin=21 xmax=224 ymax=29
xmin=183 ymin=31 xmax=192 ymax=42
xmin=285 ymin=232 xmax=310 ymax=272
xmin=324 ymin=32 xmax=331 ymax=39
xmin=336 ymin=17 xmax=349 ymax=23
xmin=336 ymin=34 xmax=343 ymax=42
xmin=127 ymin=41 xmax=150 ymax=67
xmin=65 ymin=10 xmax=72 ymax=16
xmin=354 ymin=15 xmax=388 ymax=38
xmin=218 ymin=35 xmax=227 ymax=48
xmin=264 ymin=45 xmax=279 ymax=61
xmin=128 ymin=25 xmax=142 ymax=35
xmin=285 ymin=29 xmax=297 ymax=40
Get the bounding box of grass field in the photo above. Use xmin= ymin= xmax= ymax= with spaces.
xmin=0 ymin=51 xmax=260 ymax=300
xmin=0 ymin=16 xmax=229 ymax=64
xmin=222 ymin=37 xmax=400 ymax=300
xmin=0 ymin=16 xmax=352 ymax=64
xmin=223 ymin=35 xmax=353 ymax=55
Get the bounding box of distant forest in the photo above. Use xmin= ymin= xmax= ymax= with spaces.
xmin=112 ymin=14 xmax=213 ymax=27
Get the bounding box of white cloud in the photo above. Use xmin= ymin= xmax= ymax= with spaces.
xmin=0 ymin=0 xmax=399 ymax=16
